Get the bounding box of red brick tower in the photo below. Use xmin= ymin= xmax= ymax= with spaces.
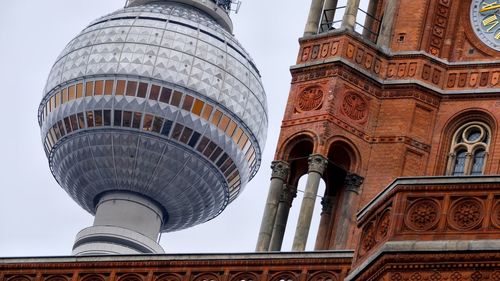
xmin=256 ymin=0 xmax=500 ymax=254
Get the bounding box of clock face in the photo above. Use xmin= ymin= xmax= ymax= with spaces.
xmin=471 ymin=0 xmax=500 ymax=51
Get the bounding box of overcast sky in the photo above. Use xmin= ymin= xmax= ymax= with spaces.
xmin=0 ymin=0 xmax=369 ymax=257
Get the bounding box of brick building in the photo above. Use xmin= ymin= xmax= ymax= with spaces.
xmin=3 ymin=0 xmax=500 ymax=280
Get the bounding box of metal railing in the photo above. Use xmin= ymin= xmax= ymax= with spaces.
xmin=319 ymin=6 xmax=383 ymax=43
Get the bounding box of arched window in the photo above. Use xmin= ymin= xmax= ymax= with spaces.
xmin=447 ymin=122 xmax=491 ymax=176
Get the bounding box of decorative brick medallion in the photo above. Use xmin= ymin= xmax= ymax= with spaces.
xmin=404 ymin=199 xmax=440 ymax=231
xmin=377 ymin=210 xmax=391 ymax=240
xmin=341 ymin=93 xmax=367 ymax=121
xmin=491 ymin=201 xmax=500 ymax=228
xmin=296 ymin=87 xmax=324 ymax=112
xmin=448 ymin=198 xmax=484 ymax=230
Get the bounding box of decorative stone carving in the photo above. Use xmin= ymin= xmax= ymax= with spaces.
xmin=377 ymin=210 xmax=391 ymax=240
xmin=156 ymin=274 xmax=182 ymax=281
xmin=361 ymin=222 xmax=376 ymax=253
xmin=7 ymin=276 xmax=32 ymax=281
xmin=308 ymin=154 xmax=328 ymax=175
xmin=308 ymin=272 xmax=338 ymax=281
xmin=230 ymin=273 xmax=258 ymax=281
xmin=341 ymin=92 xmax=367 ymax=122
xmin=81 ymin=275 xmax=106 ymax=281
xmin=450 ymin=272 xmax=463 ymax=281
xmin=448 ymin=198 xmax=484 ymax=230
xmin=118 ymin=275 xmax=143 ymax=281
xmin=344 ymin=173 xmax=364 ymax=194
xmin=270 ymin=272 xmax=298 ymax=281
xmin=270 ymin=161 xmax=290 ymax=180
xmin=45 ymin=276 xmax=68 ymax=281
xmin=491 ymin=201 xmax=500 ymax=228
xmin=321 ymin=196 xmax=334 ymax=213
xmin=404 ymin=198 xmax=440 ymax=231
xmin=296 ymin=87 xmax=324 ymax=112
xmin=391 ymin=273 xmax=402 ymax=281
xmin=279 ymin=184 xmax=297 ymax=205
xmin=193 ymin=273 xmax=220 ymax=281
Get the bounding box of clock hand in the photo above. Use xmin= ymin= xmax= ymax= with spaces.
xmin=480 ymin=3 xmax=500 ymax=13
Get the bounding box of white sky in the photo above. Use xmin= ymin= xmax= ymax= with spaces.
xmin=0 ymin=0 xmax=367 ymax=257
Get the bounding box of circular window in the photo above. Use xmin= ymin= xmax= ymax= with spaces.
xmin=463 ymin=125 xmax=484 ymax=144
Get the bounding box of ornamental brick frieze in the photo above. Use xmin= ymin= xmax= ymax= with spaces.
xmin=349 ymin=252 xmax=500 ymax=281
xmin=354 ymin=178 xmax=500 ymax=267
xmin=341 ymin=92 xmax=368 ymax=123
xmin=295 ymin=86 xmax=325 ymax=113
xmin=295 ymin=33 xmax=500 ymax=92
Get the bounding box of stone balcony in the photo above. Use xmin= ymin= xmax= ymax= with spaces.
xmin=348 ymin=176 xmax=500 ymax=281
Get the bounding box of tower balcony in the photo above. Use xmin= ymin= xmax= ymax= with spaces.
xmin=348 ymin=176 xmax=500 ymax=281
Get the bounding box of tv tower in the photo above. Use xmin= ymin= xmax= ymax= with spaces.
xmin=38 ymin=0 xmax=267 ymax=255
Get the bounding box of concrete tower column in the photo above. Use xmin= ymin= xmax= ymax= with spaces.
xmin=72 ymin=192 xmax=165 ymax=255
xmin=304 ymin=0 xmax=326 ymax=36
xmin=292 ymin=154 xmax=328 ymax=251
xmin=332 ymin=173 xmax=364 ymax=249
xmin=269 ymin=184 xmax=297 ymax=251
xmin=376 ymin=0 xmax=398 ymax=48
xmin=314 ymin=196 xmax=334 ymax=250
xmin=341 ymin=0 xmax=361 ymax=30
xmin=256 ymin=161 xmax=290 ymax=252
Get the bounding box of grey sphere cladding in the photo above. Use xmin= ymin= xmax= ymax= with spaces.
xmin=38 ymin=0 xmax=267 ymax=255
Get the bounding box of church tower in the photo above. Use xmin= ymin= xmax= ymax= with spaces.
xmin=256 ymin=0 xmax=500 ymax=253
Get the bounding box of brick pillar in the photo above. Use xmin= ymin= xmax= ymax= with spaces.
xmin=292 ymin=154 xmax=328 ymax=251
xmin=332 ymin=173 xmax=364 ymax=249
xmin=256 ymin=161 xmax=290 ymax=252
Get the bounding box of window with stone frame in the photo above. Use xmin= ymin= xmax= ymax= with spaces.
xmin=446 ymin=122 xmax=490 ymax=176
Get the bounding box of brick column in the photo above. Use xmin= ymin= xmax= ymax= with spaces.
xmin=256 ymin=161 xmax=290 ymax=252
xmin=269 ymin=184 xmax=297 ymax=251
xmin=332 ymin=173 xmax=364 ymax=249
xmin=292 ymin=154 xmax=328 ymax=251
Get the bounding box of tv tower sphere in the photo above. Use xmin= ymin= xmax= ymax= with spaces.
xmin=38 ymin=0 xmax=267 ymax=255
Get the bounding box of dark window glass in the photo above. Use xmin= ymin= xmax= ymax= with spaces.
xmin=203 ymin=142 xmax=217 ymax=158
xmin=171 ymin=123 xmax=184 ymax=140
xmin=103 ymin=110 xmax=111 ymax=126
xmin=94 ymin=80 xmax=104 ymax=95
xmin=161 ymin=120 xmax=173 ymax=136
xmin=180 ymin=127 xmax=193 ymax=143
xmin=226 ymin=120 xmax=237 ymax=137
xmin=224 ymin=163 xmax=236 ymax=177
xmin=122 ymin=111 xmax=132 ymax=127
xmin=53 ymin=124 xmax=61 ymax=139
xmin=143 ymin=114 xmax=154 ymax=131
xmin=64 ymin=117 xmax=73 ymax=133
xmin=57 ymin=121 xmax=66 ymax=137
xmin=94 ymin=110 xmax=103 ymax=126
xmin=210 ymin=147 xmax=223 ymax=161
xmin=150 ymin=85 xmax=161 ymax=101
xmin=220 ymin=158 xmax=233 ymax=173
xmin=126 ymin=81 xmax=138 ymax=96
xmin=452 ymin=149 xmax=467 ymax=176
xmin=77 ymin=113 xmax=85 ymax=129
xmin=201 ymin=104 xmax=213 ymax=120
xmin=86 ymin=81 xmax=93 ymax=97
xmin=152 ymin=117 xmax=164 ymax=133
xmin=104 ymin=80 xmax=114 ymax=95
xmin=137 ymin=82 xmax=148 ymax=98
xmin=114 ymin=110 xmax=123 ymax=126
xmin=227 ymin=170 xmax=238 ymax=183
xmin=132 ymin=112 xmax=142 ymax=128
xmin=55 ymin=92 xmax=61 ymax=107
xmin=216 ymin=153 xmax=229 ymax=167
xmin=471 ymin=149 xmax=486 ymax=175
xmin=116 ymin=80 xmax=126 ymax=96
xmin=70 ymin=115 xmax=79 ymax=130
xmin=238 ymin=133 xmax=249 ymax=149
xmin=188 ymin=132 xmax=201 ymax=147
xmin=159 ymin=87 xmax=172 ymax=103
xmin=86 ymin=111 xmax=94 ymax=127
xmin=171 ymin=91 xmax=182 ymax=106
xmin=196 ymin=137 xmax=210 ymax=153
xmin=182 ymin=95 xmax=194 ymax=111
xmin=211 ymin=110 xmax=222 ymax=126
